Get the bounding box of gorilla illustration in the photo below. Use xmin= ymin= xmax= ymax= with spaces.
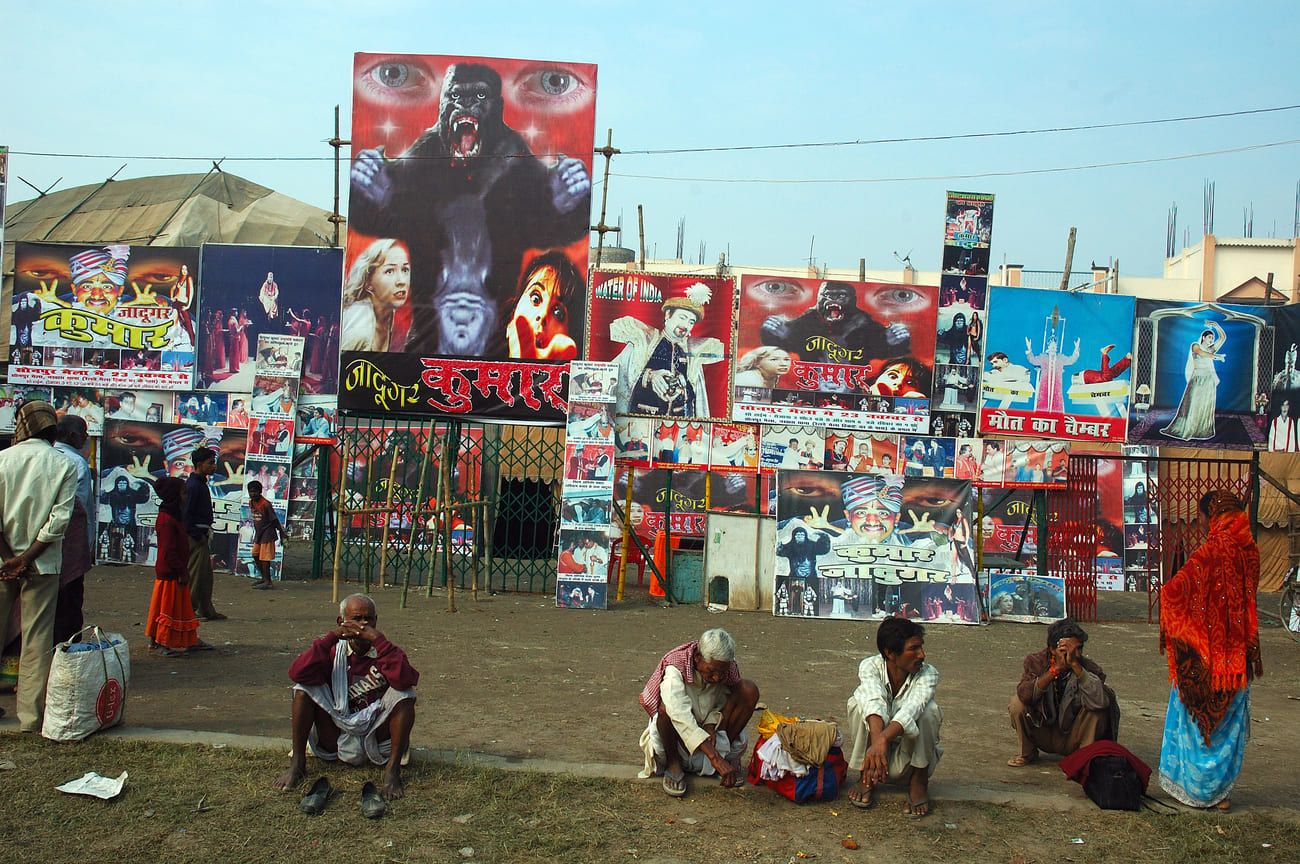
xmin=350 ymin=63 xmax=592 ymax=357
xmin=760 ymin=281 xmax=910 ymax=362
xmin=777 ymin=526 xmax=831 ymax=581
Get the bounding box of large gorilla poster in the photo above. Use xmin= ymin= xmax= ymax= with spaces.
xmin=341 ymin=53 xmax=596 ymax=423
xmin=732 ymin=275 xmax=939 ymax=434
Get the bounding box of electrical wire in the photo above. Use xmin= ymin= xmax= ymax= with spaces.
xmin=609 ymin=138 xmax=1300 ymax=185
xmin=4 ymin=103 xmax=1298 ymax=162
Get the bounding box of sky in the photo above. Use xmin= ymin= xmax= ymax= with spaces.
xmin=3 ymin=1 xmax=1299 ymax=277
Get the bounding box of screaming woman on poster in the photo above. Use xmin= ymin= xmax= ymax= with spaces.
xmin=340 ymin=239 xmax=411 ymax=353
xmin=1161 ymin=321 xmax=1226 ymax=441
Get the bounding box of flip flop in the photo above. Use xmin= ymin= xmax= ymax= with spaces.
xmin=361 ymin=781 xmax=387 ymax=819
xmin=299 ymin=776 xmax=332 ymax=815
xmin=904 ymin=797 xmax=931 ymax=819
xmin=846 ymin=783 xmax=875 ymax=809
xmin=662 ymin=770 xmax=687 ymax=798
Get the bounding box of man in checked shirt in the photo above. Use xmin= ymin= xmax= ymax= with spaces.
xmin=845 ymin=617 xmax=943 ymax=817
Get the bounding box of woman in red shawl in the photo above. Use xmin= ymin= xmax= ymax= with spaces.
xmin=144 ymin=477 xmax=205 ymax=656
xmin=1157 ymin=490 xmax=1262 ymax=810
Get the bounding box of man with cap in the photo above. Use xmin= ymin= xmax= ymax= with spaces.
xmin=0 ymin=401 xmax=79 ymax=730
xmin=1007 ymin=618 xmax=1119 ymax=767
xmin=803 ymin=474 xmax=908 ymax=548
xmin=611 ymin=282 xmax=724 ymax=417
xmin=185 ymin=445 xmax=226 ymax=621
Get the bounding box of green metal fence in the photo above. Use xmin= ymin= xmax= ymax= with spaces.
xmin=322 ymin=413 xmax=565 ymax=596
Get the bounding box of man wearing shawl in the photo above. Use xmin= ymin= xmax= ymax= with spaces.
xmin=1158 ymin=491 xmax=1262 ymax=811
xmin=0 ymin=401 xmax=79 ymax=730
xmin=1007 ymin=618 xmax=1119 ymax=767
xmin=274 ymin=594 xmax=419 ymax=800
xmin=637 ymin=628 xmax=760 ymax=797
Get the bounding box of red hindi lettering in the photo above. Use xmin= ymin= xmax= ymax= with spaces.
xmin=530 ymin=363 xmax=568 ymax=412
xmin=419 ymin=360 xmax=474 ymax=412
xmin=470 ymin=362 xmax=519 ymax=407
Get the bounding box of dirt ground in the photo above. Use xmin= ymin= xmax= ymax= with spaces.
xmin=4 ymin=559 xmax=1297 ymax=818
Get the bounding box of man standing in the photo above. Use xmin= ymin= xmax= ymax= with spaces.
xmin=53 ymin=415 xmax=93 ymax=643
xmin=1007 ymin=618 xmax=1118 ymax=767
xmin=611 ymin=286 xmax=723 ymax=417
xmin=846 ymin=617 xmax=942 ymax=817
xmin=185 ymin=446 xmax=226 ymax=621
xmin=637 ymin=628 xmax=760 ymax=798
xmin=0 ymin=401 xmax=78 ymax=731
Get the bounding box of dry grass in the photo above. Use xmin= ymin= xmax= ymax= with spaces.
xmin=0 ymin=734 xmax=1296 ymax=864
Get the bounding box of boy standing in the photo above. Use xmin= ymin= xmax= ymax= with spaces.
xmin=247 ymin=481 xmax=285 ymax=589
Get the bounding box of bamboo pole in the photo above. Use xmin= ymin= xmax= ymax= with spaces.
xmin=470 ymin=502 xmax=482 ymax=602
xmin=331 ymin=434 xmax=351 ymax=605
xmin=444 ymin=423 xmax=460 ymax=612
xmin=374 ymin=439 xmax=401 ymax=588
xmin=400 ymin=432 xmax=435 ymax=609
xmin=425 ymin=440 xmax=448 ymax=599
xmin=616 ymin=478 xmax=634 ymax=602
xmin=362 ymin=442 xmax=377 ymax=593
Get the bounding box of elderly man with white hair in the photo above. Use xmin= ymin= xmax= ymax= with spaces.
xmin=638 ymin=628 xmax=761 ymax=797
xmin=274 ymin=594 xmax=418 ymax=810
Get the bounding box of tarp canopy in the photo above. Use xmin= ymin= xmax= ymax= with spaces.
xmin=2 ymin=171 xmax=339 ymax=349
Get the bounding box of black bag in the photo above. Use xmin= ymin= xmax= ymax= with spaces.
xmin=1082 ymin=755 xmax=1142 ymax=811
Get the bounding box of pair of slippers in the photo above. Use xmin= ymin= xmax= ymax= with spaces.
xmin=299 ymin=776 xmax=387 ymax=819
xmin=846 ymin=784 xmax=931 ymax=818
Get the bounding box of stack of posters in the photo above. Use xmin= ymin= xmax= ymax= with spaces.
xmin=11 ymin=242 xmax=199 ymax=390
xmin=556 ymin=362 xmax=617 ymax=609
xmin=774 ymin=470 xmax=979 ymax=623
xmin=932 ymin=192 xmax=994 ymax=436
xmin=961 ymin=439 xmax=1070 ymax=487
xmin=707 ymin=423 xmax=762 ymax=515
xmin=1120 ymin=448 xmax=1158 ymax=592
xmin=732 ymin=275 xmax=939 ymax=433
xmin=1264 ymin=305 xmax=1299 ymax=451
xmin=340 ymin=53 xmax=596 ymax=423
xmin=980 ymin=287 xmax=1135 ymax=443
xmin=1127 ymin=300 xmax=1271 ymax=449
xmin=980 ymin=488 xmax=1038 ymax=570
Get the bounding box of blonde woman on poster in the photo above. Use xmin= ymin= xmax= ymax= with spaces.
xmin=1161 ymin=322 xmax=1225 ymax=441
xmin=733 ymin=346 xmax=792 ymax=389
xmin=341 ymin=239 xmax=411 ymax=353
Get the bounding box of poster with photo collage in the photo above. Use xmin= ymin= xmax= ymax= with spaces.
xmin=1120 ymin=445 xmax=1158 ymax=592
xmin=556 ymin=361 xmax=616 ymax=610
xmin=932 ymin=192 xmax=994 ymax=437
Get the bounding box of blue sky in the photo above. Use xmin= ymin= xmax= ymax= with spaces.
xmin=3 ymin=1 xmax=1298 ymax=276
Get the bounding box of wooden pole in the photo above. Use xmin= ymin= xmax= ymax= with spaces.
xmin=331 ymin=434 xmax=351 ymax=605
xmin=637 ymin=204 xmax=646 ymax=269
xmin=1058 ymin=227 xmax=1078 ymax=291
xmin=400 ymin=431 xmax=435 ymax=609
xmin=361 ymin=442 xmax=377 ymax=593
xmin=374 ymin=439 xmax=401 ymax=589
xmin=471 ymin=502 xmax=482 ymax=602
xmin=592 ymin=129 xmax=619 ymax=267
xmin=425 ymin=438 xmax=447 ymax=598
xmin=616 ymin=478 xmax=634 ymax=602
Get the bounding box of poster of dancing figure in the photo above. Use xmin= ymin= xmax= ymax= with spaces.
xmin=11 ymin=242 xmax=199 ymax=389
xmin=341 ymin=53 xmax=596 ymax=422
xmin=1127 ymin=300 xmax=1273 ymax=449
xmin=773 ymin=471 xmax=979 ymax=623
xmin=732 ymin=274 xmax=939 ymax=433
xmin=980 ymin=287 xmax=1136 ymax=443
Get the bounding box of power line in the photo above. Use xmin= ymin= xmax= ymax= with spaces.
xmin=4 ymin=103 xmax=1298 ymax=163
xmin=609 ymin=138 xmax=1300 ymax=185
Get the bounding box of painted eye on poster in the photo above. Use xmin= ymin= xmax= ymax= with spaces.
xmin=356 ymin=57 xmax=439 ymax=106
xmin=509 ymin=64 xmax=594 ymax=112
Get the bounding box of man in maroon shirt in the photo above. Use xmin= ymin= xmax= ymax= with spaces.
xmin=273 ymin=594 xmax=418 ymax=799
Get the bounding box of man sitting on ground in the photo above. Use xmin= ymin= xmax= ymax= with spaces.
xmin=638 ymin=628 xmax=760 ymax=797
xmin=846 ymin=617 xmax=942 ymax=817
xmin=274 ymin=594 xmax=418 ymax=799
xmin=1008 ymin=617 xmax=1118 ymax=767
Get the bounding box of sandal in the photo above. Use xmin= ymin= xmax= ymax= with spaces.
xmin=904 ymin=797 xmax=931 ymax=819
xmin=662 ymin=770 xmax=687 ymax=798
xmin=847 ymin=783 xmax=875 ymax=810
xmin=156 ymin=646 xmax=183 ymax=658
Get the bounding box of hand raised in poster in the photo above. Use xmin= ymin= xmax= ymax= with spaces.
xmin=802 ymin=505 xmax=844 ymax=535
xmin=897 ymin=508 xmax=937 ymax=536
xmin=549 ymin=156 xmax=590 ymax=215
xmin=125 ymin=282 xmax=162 ymax=307
xmin=126 ymin=454 xmax=154 ymax=478
xmin=215 ymin=461 xmax=247 ymax=491
xmin=885 ymin=321 xmax=910 ymax=346
xmin=33 ymin=279 xmax=65 ymax=307
xmin=351 ymin=147 xmax=392 ymax=207
xmin=760 ymin=314 xmax=792 ymax=345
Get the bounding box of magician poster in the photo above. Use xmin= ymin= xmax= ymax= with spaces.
xmin=11 ymin=241 xmax=199 ymax=389
xmin=979 ymin=287 xmax=1136 ymax=443
xmin=732 ymin=274 xmax=939 ymax=434
xmin=341 ymin=52 xmax=596 ymax=422
xmin=774 ymin=470 xmax=979 ymax=623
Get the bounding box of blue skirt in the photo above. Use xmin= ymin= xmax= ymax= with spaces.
xmin=1158 ymin=686 xmax=1249 ymax=808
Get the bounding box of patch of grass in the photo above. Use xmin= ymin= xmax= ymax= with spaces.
xmin=0 ymin=734 xmax=1295 ymax=864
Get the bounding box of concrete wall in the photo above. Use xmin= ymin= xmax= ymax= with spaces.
xmin=1116 ymin=275 xmax=1201 ymax=302
xmin=705 ymin=513 xmax=775 ymax=612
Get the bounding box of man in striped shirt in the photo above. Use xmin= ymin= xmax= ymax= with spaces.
xmin=845 ymin=617 xmax=943 ymax=817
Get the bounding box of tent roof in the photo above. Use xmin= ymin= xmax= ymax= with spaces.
xmin=3 ymin=171 xmax=337 ymax=274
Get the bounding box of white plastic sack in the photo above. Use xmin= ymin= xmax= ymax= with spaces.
xmin=41 ymin=626 xmax=130 ymax=742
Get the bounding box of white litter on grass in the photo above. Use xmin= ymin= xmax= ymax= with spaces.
xmin=56 ymin=771 xmax=127 ymax=800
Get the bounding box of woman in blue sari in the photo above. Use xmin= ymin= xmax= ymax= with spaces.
xmin=1158 ymin=491 xmax=1262 ymax=810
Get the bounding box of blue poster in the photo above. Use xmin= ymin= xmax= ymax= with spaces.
xmin=1128 ymin=300 xmax=1273 ymax=449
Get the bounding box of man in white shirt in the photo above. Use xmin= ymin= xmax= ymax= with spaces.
xmin=0 ymin=401 xmax=79 ymax=731
xmin=637 ymin=628 xmax=760 ymax=797
xmin=845 ymin=617 xmax=942 ymax=817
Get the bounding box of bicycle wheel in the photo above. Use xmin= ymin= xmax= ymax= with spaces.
xmin=1281 ymin=584 xmax=1300 ymax=643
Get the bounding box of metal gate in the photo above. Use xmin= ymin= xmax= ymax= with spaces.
xmin=1048 ymin=456 xmax=1099 ymax=621
xmin=327 ymin=414 xmax=564 ymax=597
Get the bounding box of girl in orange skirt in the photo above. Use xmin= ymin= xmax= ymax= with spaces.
xmin=146 ymin=477 xmax=204 ymax=656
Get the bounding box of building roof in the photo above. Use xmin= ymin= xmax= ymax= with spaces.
xmin=3 ymin=170 xmax=336 ymax=275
